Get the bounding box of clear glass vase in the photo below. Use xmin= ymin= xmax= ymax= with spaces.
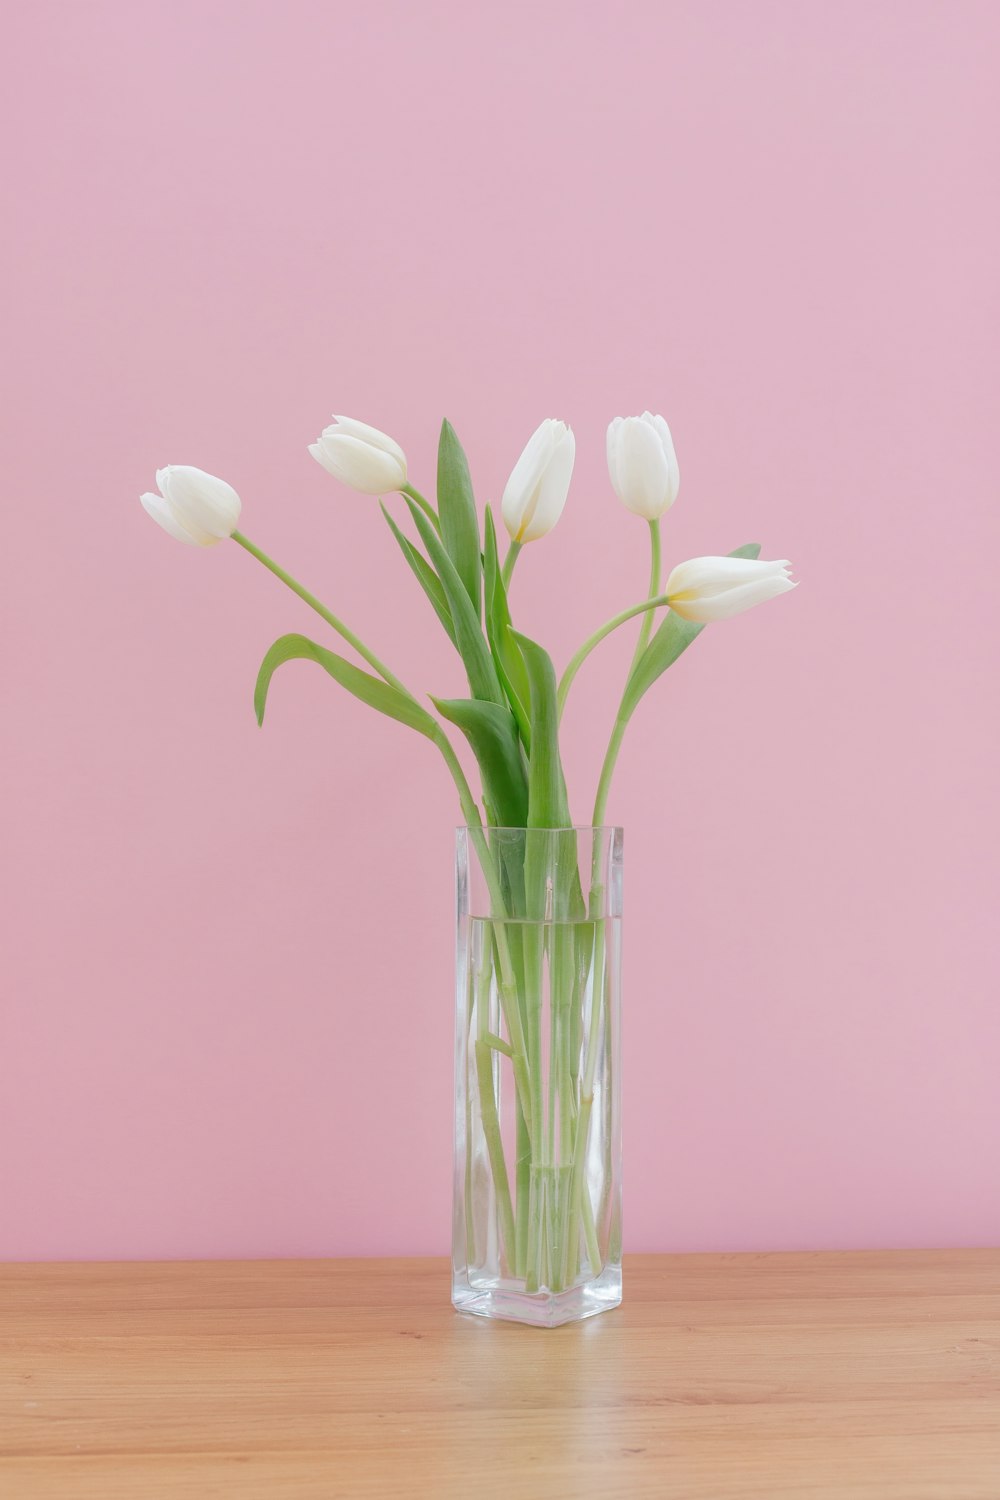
xmin=453 ymin=826 xmax=623 ymax=1327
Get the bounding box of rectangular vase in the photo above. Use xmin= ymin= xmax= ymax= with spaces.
xmin=452 ymin=826 xmax=623 ymax=1327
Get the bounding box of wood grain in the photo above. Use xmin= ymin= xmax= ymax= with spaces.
xmin=1 ymin=1250 xmax=998 ymax=1497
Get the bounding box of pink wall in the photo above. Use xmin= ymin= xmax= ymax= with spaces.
xmin=3 ymin=1 xmax=998 ymax=1260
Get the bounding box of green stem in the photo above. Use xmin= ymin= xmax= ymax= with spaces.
xmin=560 ymin=915 xmax=607 ymax=1287
xmin=431 ymin=728 xmax=482 ymax=827
xmin=231 ymin=530 xmax=411 ymax=695
xmin=400 ymin=482 xmax=441 ymax=534
xmin=547 ymin=953 xmax=558 ymax=1166
xmin=629 ymin=517 xmax=662 ymax=673
xmin=515 ymin=1104 xmax=530 ymax=1279
xmin=501 ymin=540 xmax=522 ymax=591
xmin=557 ymin=591 xmax=673 ymax=722
xmin=588 ymin=517 xmax=661 ymax=824
xmin=464 ymin=962 xmax=476 ymax=1264
xmin=592 ymin=713 xmax=629 ymax=829
xmin=580 ymin=1169 xmax=603 ymax=1277
xmin=556 ymin=928 xmax=576 ymax=1161
xmin=475 ymin=1040 xmax=516 ymax=1268
xmin=433 ymin=733 xmax=514 ymax=991
xmin=441 ymin=735 xmax=536 ymax=1151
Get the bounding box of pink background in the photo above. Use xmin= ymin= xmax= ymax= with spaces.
xmin=3 ymin=1 xmax=998 ymax=1260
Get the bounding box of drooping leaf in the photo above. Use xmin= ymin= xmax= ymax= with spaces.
xmin=511 ymin=631 xmax=572 ymax=829
xmin=404 ymin=495 xmax=504 ymax=706
xmin=254 ymin=633 xmax=437 ymax=739
xmin=483 ymin=507 xmax=532 ymax=749
xmin=432 ymin=697 xmax=529 ymax=829
xmin=621 ymin=543 xmax=762 ymax=718
xmin=380 ymin=502 xmax=456 ymax=644
xmin=437 ymin=419 xmax=481 ymax=616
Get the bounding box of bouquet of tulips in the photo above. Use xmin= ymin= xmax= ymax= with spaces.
xmin=143 ymin=410 xmax=794 ymax=1313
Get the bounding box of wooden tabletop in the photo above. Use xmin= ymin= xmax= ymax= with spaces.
xmin=1 ymin=1250 xmax=998 ymax=1498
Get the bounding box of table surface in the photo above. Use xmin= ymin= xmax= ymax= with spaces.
xmin=1 ymin=1250 xmax=999 ymax=1498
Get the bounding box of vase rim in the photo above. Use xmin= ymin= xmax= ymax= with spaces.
xmin=457 ymin=824 xmax=623 ymax=834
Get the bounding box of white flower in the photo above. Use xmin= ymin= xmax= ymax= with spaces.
xmin=140 ymin=465 xmax=242 ymax=546
xmin=308 ymin=415 xmax=407 ymax=495
xmin=606 ymin=412 xmax=680 ymax=520
xmin=666 ymin=556 xmax=796 ymax=622
xmin=501 ymin=419 xmax=575 ymax=543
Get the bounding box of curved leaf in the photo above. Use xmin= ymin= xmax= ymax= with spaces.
xmin=437 ymin=419 xmax=481 ymax=615
xmin=254 ymin=633 xmax=437 ymax=739
xmin=404 ymin=496 xmax=503 ymax=706
xmin=432 ymin=697 xmax=529 ymax=829
xmin=621 ymin=543 xmax=762 ymax=718
xmin=504 ymin=636 xmax=584 ymax=921
xmin=380 ymin=502 xmax=456 ymax=644
xmin=511 ymin=631 xmax=572 ymax=829
xmin=484 ymin=507 xmax=531 ymax=749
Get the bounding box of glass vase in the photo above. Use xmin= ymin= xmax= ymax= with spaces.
xmin=453 ymin=826 xmax=623 ymax=1327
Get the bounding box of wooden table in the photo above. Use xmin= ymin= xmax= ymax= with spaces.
xmin=2 ymin=1251 xmax=998 ymax=1497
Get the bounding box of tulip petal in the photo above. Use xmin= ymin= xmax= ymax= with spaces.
xmin=670 ymin=574 xmax=796 ymax=622
xmin=607 ymin=411 xmax=679 ymax=518
xmin=649 ymin=413 xmax=680 ymax=507
xmin=501 ymin=419 xmax=558 ymax=541
xmin=310 ymin=433 xmax=406 ymax=494
xmin=157 ymin=465 xmax=241 ymax=541
xmin=329 ymin=415 xmax=407 ymax=467
xmin=666 ymin=556 xmax=792 ymax=599
xmin=520 ymin=427 xmax=575 ymax=541
xmin=140 ymin=490 xmax=204 ymax=545
xmin=666 ymin=555 xmax=796 ymax=622
xmin=308 ymin=440 xmax=338 ymax=477
xmin=606 ymin=417 xmax=625 ymax=498
xmin=617 ymin=416 xmax=671 ymax=519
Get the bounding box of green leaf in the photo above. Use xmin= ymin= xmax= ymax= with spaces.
xmin=254 ymin=633 xmax=437 ymax=739
xmin=404 ymin=496 xmax=504 ymax=706
xmin=622 ymin=543 xmax=762 ymax=718
xmin=505 ymin=635 xmax=585 ymax=921
xmin=437 ymin=419 xmax=481 ymax=616
xmin=432 ymin=697 xmax=529 ymax=829
xmin=481 ymin=1031 xmax=514 ymax=1059
xmin=380 ymin=502 xmax=456 ymax=645
xmin=483 ymin=507 xmax=532 ymax=749
xmin=510 ymin=631 xmax=572 ymax=829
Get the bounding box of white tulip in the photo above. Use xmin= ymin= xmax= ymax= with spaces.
xmin=308 ymin=415 xmax=407 ymax=495
xmin=666 ymin=556 xmax=796 ymax=622
xmin=140 ymin=465 xmax=242 ymax=546
xmin=606 ymin=412 xmax=680 ymax=520
xmin=501 ymin=419 xmax=575 ymax=543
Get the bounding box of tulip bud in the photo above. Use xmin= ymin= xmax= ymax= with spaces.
xmin=606 ymin=412 xmax=680 ymax=520
xmin=501 ymin=419 xmax=575 ymax=543
xmin=308 ymin=415 xmax=407 ymax=495
xmin=666 ymin=556 xmax=796 ymax=622
xmin=140 ymin=465 xmax=242 ymax=546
